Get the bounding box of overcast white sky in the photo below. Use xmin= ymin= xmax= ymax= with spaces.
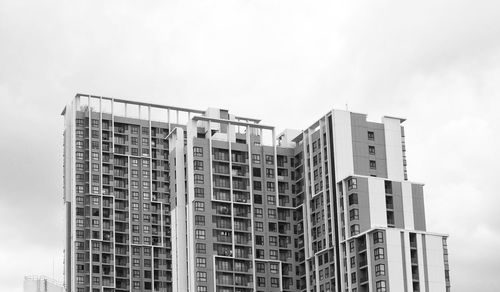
xmin=1 ymin=0 xmax=499 ymax=291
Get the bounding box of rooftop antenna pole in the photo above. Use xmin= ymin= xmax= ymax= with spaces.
xmin=345 ymin=103 xmax=349 ymax=111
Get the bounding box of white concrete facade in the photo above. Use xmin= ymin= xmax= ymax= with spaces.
xmin=382 ymin=117 xmax=405 ymax=181
xmin=367 ymin=178 xmax=388 ymax=228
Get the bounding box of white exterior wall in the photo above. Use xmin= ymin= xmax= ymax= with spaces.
xmin=417 ymin=233 xmax=427 ymax=292
xmin=386 ymin=229 xmax=406 ymax=292
xmin=382 ymin=117 xmax=404 ymax=181
xmin=332 ymin=110 xmax=354 ymax=182
xmin=401 ymin=181 xmax=415 ymax=229
xmin=425 ymin=235 xmax=447 ymax=291
xmin=186 ymin=120 xmax=197 ymax=292
xmin=170 ymin=128 xmax=188 ymax=292
xmin=367 ymin=178 xmax=387 ymax=228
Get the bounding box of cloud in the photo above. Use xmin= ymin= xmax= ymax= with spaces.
xmin=1 ymin=1 xmax=499 ymax=291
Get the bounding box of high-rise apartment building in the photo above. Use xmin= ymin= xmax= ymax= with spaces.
xmin=62 ymin=94 xmax=450 ymax=292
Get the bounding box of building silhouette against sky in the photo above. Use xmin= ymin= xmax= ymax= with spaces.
xmin=62 ymin=94 xmax=450 ymax=292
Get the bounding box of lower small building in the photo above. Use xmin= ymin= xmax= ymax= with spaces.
xmin=24 ymin=276 xmax=64 ymax=292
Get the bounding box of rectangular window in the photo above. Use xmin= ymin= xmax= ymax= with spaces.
xmin=194 ymin=160 xmax=204 ymax=171
xmin=91 ymin=141 xmax=99 ymax=150
xmin=269 ymin=236 xmax=277 ymax=246
xmin=76 ymin=276 xmax=84 ymax=284
xmin=384 ymin=180 xmax=393 ymax=194
xmin=266 ymin=168 xmax=275 ymax=178
xmin=349 ymin=241 xmax=355 ymax=252
xmin=266 ymin=182 xmax=275 ymax=192
xmin=373 ymin=231 xmax=384 ymax=244
xmin=195 ymin=201 xmax=205 ymax=211
xmin=349 ymin=193 xmax=358 ymax=206
xmin=196 ymin=243 xmax=206 ymax=254
xmin=374 ymin=247 xmax=385 ymax=260
xmin=76 ymin=230 xmax=84 ymax=239
xmin=349 ymin=209 xmax=359 ymax=220
xmin=193 ymin=146 xmax=203 ymax=157
xmin=368 ymin=131 xmax=375 ymax=141
xmin=350 ymin=224 xmax=360 ymax=236
xmin=370 ymin=160 xmax=377 ymax=169
xmin=347 ymin=178 xmax=357 ymax=190
xmin=131 ymin=126 xmax=139 ymax=134
xmin=254 ymin=208 xmax=263 ymax=218
xmin=256 ymin=262 xmax=265 ymax=273
xmin=194 ymin=187 xmax=204 ymax=198
xmin=255 ymin=222 xmax=264 ymax=232
xmin=132 ymin=191 xmax=139 ymax=200
xmin=195 ymin=215 xmax=205 ymax=226
xmin=195 ymin=229 xmax=206 ymax=239
xmin=271 ymin=277 xmax=279 ymax=288
xmin=265 ymin=155 xmax=274 ymax=165
xmin=76 ymin=129 xmax=84 ymax=138
xmin=375 ymin=264 xmax=386 ymax=276
xmin=194 ymin=174 xmax=204 ymax=184
xmin=196 ymin=257 xmax=206 ymax=268
xmin=369 ymin=145 xmax=376 ymax=155
xmin=270 ymin=263 xmax=278 ymax=274
xmin=269 ymin=250 xmax=278 ymax=260
xmin=253 ymin=181 xmax=262 ymax=191
xmin=252 ymin=154 xmax=261 ymax=164
xmin=267 ymin=195 xmax=276 ymax=205
xmin=376 ymin=280 xmax=386 ymax=292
